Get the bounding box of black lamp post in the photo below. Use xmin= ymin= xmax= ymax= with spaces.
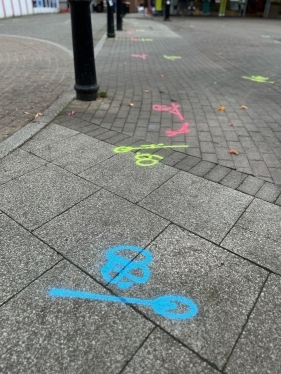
xmin=107 ymin=0 xmax=115 ymax=37
xmin=69 ymin=0 xmax=99 ymax=101
xmin=116 ymin=0 xmax=122 ymax=31
xmin=164 ymin=0 xmax=170 ymax=20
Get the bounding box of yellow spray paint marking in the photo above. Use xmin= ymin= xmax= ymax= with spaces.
xmin=135 ymin=29 xmax=145 ymax=32
xmin=141 ymin=38 xmax=153 ymax=41
xmin=242 ymin=76 xmax=274 ymax=84
xmin=135 ymin=153 xmax=163 ymax=167
xmin=261 ymin=35 xmax=271 ymax=38
xmin=114 ymin=143 xmax=189 ymax=153
xmin=163 ymin=55 xmax=182 ymax=60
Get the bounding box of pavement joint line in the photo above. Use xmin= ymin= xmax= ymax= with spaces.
xmin=221 ymin=272 xmax=271 ymax=372
xmin=117 ymin=326 xmax=158 ymax=374
xmin=0 ymin=32 xmax=107 ymax=159
xmin=0 ymin=258 xmax=64 ymax=309
xmin=217 ymin=196 xmax=254 ymax=247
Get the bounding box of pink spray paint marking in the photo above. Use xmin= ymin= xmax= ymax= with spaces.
xmin=131 ymin=54 xmax=147 ymax=60
xmin=126 ymin=30 xmax=133 ymax=34
xmin=152 ymin=103 xmax=190 ymax=137
xmin=131 ymin=37 xmax=140 ymax=41
xmin=166 ymin=122 xmax=190 ymax=137
xmin=152 ymin=103 xmax=185 ymax=121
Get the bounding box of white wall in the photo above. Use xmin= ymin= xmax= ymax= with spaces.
xmin=0 ymin=0 xmax=59 ymax=18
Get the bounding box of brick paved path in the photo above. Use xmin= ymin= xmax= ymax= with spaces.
xmin=0 ymin=36 xmax=73 ymax=141
xmin=0 ymin=13 xmax=106 ymax=142
xmin=56 ymin=16 xmax=281 ymax=185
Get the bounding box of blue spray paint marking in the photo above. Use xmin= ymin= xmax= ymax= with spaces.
xmin=49 ymin=288 xmax=198 ymax=320
xmin=101 ymin=245 xmax=153 ymax=289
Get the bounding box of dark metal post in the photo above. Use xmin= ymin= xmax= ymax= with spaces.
xmin=116 ymin=0 xmax=122 ymax=31
xmin=107 ymin=0 xmax=115 ymax=37
xmin=164 ymin=0 xmax=170 ymax=20
xmin=69 ymin=0 xmax=99 ymax=101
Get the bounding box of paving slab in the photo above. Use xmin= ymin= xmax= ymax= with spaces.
xmin=0 ymin=148 xmax=46 ymax=185
xmin=0 ymin=213 xmax=61 ymax=304
xmin=225 ymin=274 xmax=281 ymax=374
xmin=139 ymin=172 xmax=253 ymax=244
xmin=0 ymin=260 xmax=154 ymax=374
xmin=22 ymin=132 xmax=99 ymax=162
xmin=80 ymin=152 xmax=178 ymax=203
xmin=222 ymin=198 xmax=281 ymax=274
xmin=0 ymin=164 xmax=99 ymax=231
xmin=108 ymin=225 xmax=267 ymax=370
xmin=53 ymin=140 xmax=114 ymax=175
xmin=34 ymin=189 xmax=169 ymax=282
xmin=122 ymin=328 xmax=218 ymax=374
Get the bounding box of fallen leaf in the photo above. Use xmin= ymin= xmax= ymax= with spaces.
xmin=128 ymin=103 xmax=134 ymax=107
xmin=229 ymin=123 xmax=233 ymax=126
xmin=218 ymin=105 xmax=225 ymax=111
xmin=229 ymin=149 xmax=239 ymax=155
xmin=24 ymin=111 xmax=29 ymax=114
xmin=240 ymin=105 xmax=248 ymax=109
xmin=143 ymin=90 xmax=150 ymax=93
xmin=35 ymin=112 xmax=44 ymax=118
xmin=68 ymin=110 xmax=76 ymax=115
xmin=160 ymin=74 xmax=164 ymax=77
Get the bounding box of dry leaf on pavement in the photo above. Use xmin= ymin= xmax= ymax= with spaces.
xmin=218 ymin=105 xmax=225 ymax=111
xmin=240 ymin=105 xmax=248 ymax=109
xmin=229 ymin=123 xmax=233 ymax=126
xmin=24 ymin=111 xmax=29 ymax=114
xmin=35 ymin=112 xmax=44 ymax=118
xmin=143 ymin=90 xmax=150 ymax=92
xmin=229 ymin=149 xmax=239 ymax=155
xmin=128 ymin=103 xmax=134 ymax=107
xmin=68 ymin=110 xmax=76 ymax=115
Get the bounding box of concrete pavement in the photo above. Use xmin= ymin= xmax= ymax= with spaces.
xmin=1 ymin=14 xmax=281 ymax=373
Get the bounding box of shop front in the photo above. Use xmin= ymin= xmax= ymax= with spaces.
xmin=151 ymin=0 xmax=281 ymax=17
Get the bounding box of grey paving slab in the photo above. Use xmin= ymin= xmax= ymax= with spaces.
xmin=189 ymin=161 xmax=216 ymax=177
xmin=0 ymin=164 xmax=98 ymax=231
xmin=109 ymin=225 xmax=267 ymax=370
xmin=0 ymin=148 xmax=46 ymax=185
xmin=34 ymin=189 xmax=169 ymax=282
xmin=53 ymin=140 xmax=114 ymax=175
xmin=226 ymin=274 xmax=281 ymax=374
xmin=220 ymin=170 xmax=248 ymax=189
xmin=255 ymin=182 xmax=281 ymax=203
xmin=20 ymin=122 xmax=78 ymax=154
xmin=80 ymin=153 xmax=178 ymax=203
xmin=139 ymin=172 xmax=253 ymax=244
xmin=0 ymin=260 xmax=154 ymax=374
xmin=237 ymin=175 xmax=264 ymax=195
xmin=0 ymin=214 xmax=61 ymax=304
xmin=204 ymin=165 xmax=231 ymax=183
xmin=22 ymin=133 xmax=99 ymax=162
xmin=122 ymin=328 xmax=218 ymax=374
xmin=222 ymin=199 xmax=281 ymax=274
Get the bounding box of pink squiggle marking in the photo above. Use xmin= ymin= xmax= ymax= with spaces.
xmin=131 ymin=37 xmax=140 ymax=41
xmin=126 ymin=30 xmax=133 ymax=34
xmin=152 ymin=103 xmax=185 ymax=121
xmin=166 ymin=122 xmax=190 ymax=137
xmin=131 ymin=54 xmax=147 ymax=60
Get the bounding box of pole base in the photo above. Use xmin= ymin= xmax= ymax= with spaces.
xmin=74 ymin=83 xmax=100 ymax=101
xmin=107 ymin=32 xmax=116 ymax=38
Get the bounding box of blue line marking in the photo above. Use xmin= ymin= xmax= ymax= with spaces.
xmin=49 ymin=288 xmax=198 ymax=320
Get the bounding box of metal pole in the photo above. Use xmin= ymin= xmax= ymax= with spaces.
xmin=116 ymin=0 xmax=122 ymax=31
xmin=164 ymin=0 xmax=170 ymax=20
xmin=69 ymin=0 xmax=99 ymax=101
xmin=107 ymin=0 xmax=115 ymax=37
